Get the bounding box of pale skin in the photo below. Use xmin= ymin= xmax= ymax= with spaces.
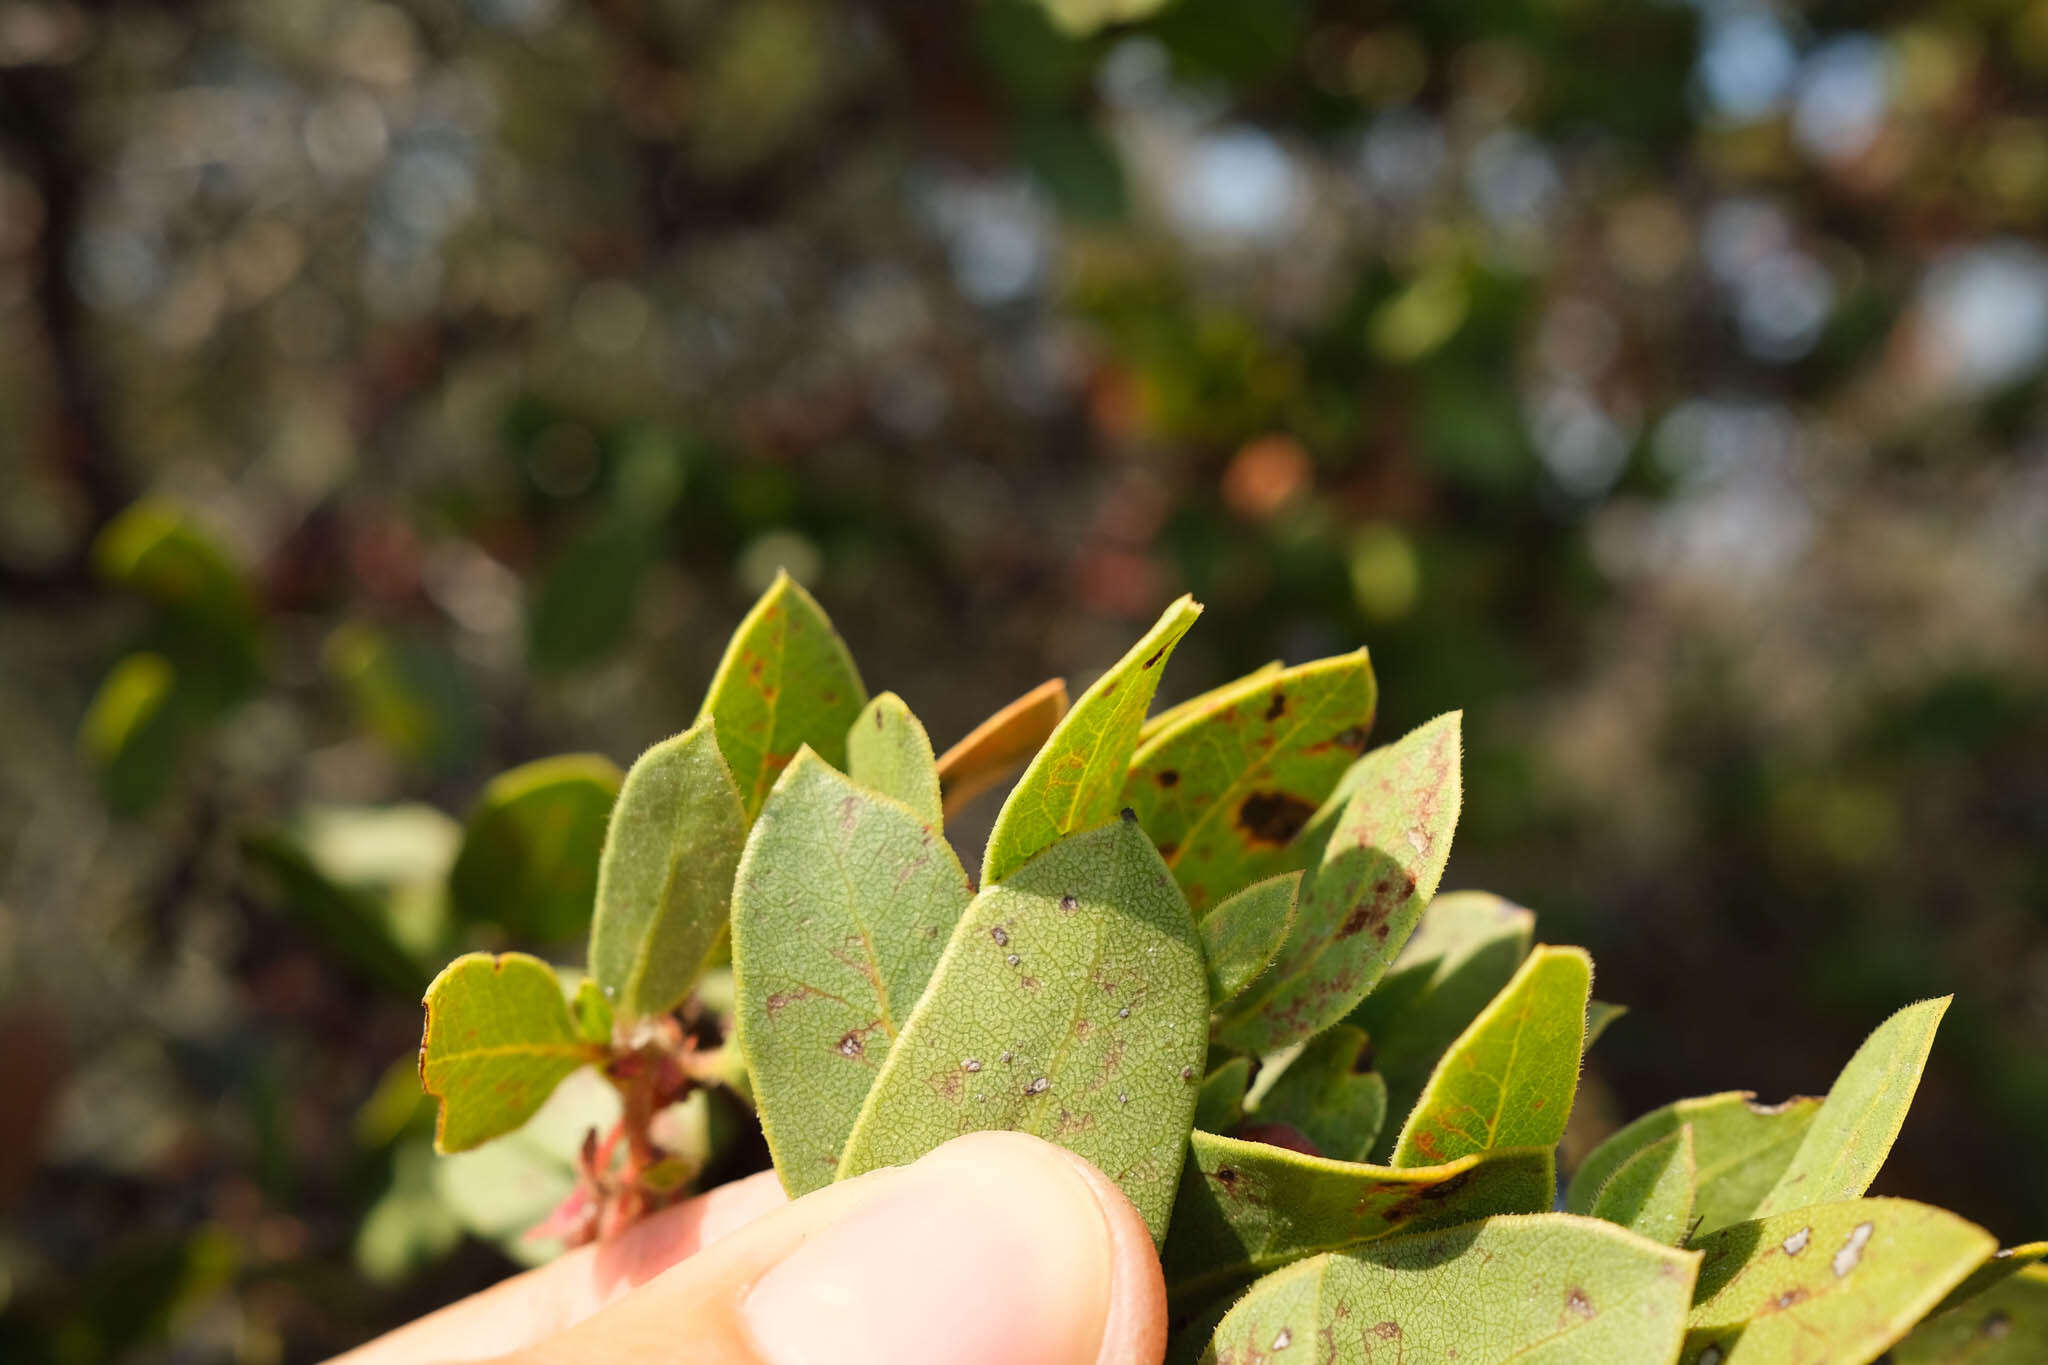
xmin=332 ymin=1131 xmax=1168 ymax=1365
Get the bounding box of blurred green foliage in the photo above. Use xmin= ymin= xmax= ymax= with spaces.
xmin=1 ymin=0 xmax=2044 ymax=1359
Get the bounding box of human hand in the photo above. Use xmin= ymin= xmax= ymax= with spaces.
xmin=330 ymin=1131 xmax=1168 ymax=1365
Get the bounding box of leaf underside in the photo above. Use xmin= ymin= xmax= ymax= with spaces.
xmin=732 ymin=752 xmax=971 ymax=1196
xmin=838 ymin=817 xmax=1209 ymax=1243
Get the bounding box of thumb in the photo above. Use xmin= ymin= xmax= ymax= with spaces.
xmin=510 ymin=1130 xmax=1166 ymax=1365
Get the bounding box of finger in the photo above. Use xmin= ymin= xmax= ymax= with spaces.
xmin=331 ymin=1169 xmax=789 ymax=1365
xmin=512 ymin=1131 xmax=1167 ymax=1365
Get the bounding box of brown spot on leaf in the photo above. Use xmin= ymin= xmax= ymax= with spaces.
xmin=1143 ymin=648 xmax=1164 ymax=668
xmin=1155 ymin=769 xmax=1180 ymax=788
xmin=1373 ymin=1322 xmax=1402 ymax=1340
xmin=1769 ymin=1288 xmax=1809 ymax=1313
xmin=1566 ymin=1287 xmax=1593 ymax=1319
xmin=765 ymin=986 xmax=817 ymax=1016
xmin=1236 ymin=792 xmax=1316 ymax=845
xmin=1264 ymin=692 xmax=1287 ymax=721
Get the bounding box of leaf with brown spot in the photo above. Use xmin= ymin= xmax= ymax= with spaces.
xmin=1683 ymin=1198 xmax=1995 ymax=1363
xmin=838 ymin=818 xmax=1209 ymax=1243
xmin=1211 ymin=713 xmax=1462 ymax=1056
xmin=982 ymin=597 xmax=1202 ymax=884
xmin=1390 ymin=945 xmax=1590 ymax=1168
xmin=1165 ymin=1129 xmax=1558 ymax=1315
xmin=1140 ymin=662 xmax=1281 ymax=746
xmin=1124 ymin=652 xmax=1375 ymax=916
xmin=732 ymin=752 xmax=971 ymax=1196
xmin=1194 ymin=1213 xmax=1698 ymax=1364
xmin=934 ymin=678 xmax=1069 ymax=819
xmin=696 ymin=571 xmax=867 ymax=822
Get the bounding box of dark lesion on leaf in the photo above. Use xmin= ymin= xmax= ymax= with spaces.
xmin=1154 ymin=768 xmax=1180 ymax=788
xmin=1235 ymin=791 xmax=1315 ymax=845
xmin=1264 ymin=692 xmax=1287 ymax=722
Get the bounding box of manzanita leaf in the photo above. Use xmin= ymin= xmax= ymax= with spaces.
xmin=838 ymin=816 xmax=1208 ymax=1242
xmin=1566 ymin=1091 xmax=1822 ymax=1239
xmin=418 ymin=953 xmax=605 ymax=1153
xmin=1682 ymin=1197 xmax=1996 ymax=1364
xmin=1123 ymin=651 xmax=1376 ymax=915
xmin=846 ymin=692 xmax=943 ymax=827
xmin=448 ymin=755 xmax=623 ymax=943
xmin=1391 ymin=944 xmax=1591 ymax=1168
xmin=1250 ymin=1025 xmax=1387 ymax=1162
xmin=1344 ymin=889 xmax=1533 ymax=1162
xmin=570 ymin=978 xmax=613 ymax=1046
xmin=1924 ymin=1241 xmax=2048 ymax=1320
xmin=696 ymin=571 xmax=867 ymax=821
xmin=586 ymin=722 xmax=747 ymax=1021
xmin=934 ymin=677 xmax=1069 ymax=819
xmin=731 ymin=752 xmax=972 ymax=1196
xmin=1590 ymin=1125 xmax=1696 ymax=1246
xmin=981 ymin=596 xmax=1202 ymax=884
xmin=1212 ymin=713 xmax=1463 ymax=1055
xmin=1752 ymin=996 xmax=1951 ymax=1218
xmin=1194 ymin=1058 xmax=1252 ymax=1133
xmin=1198 ymin=873 xmax=1298 ymax=1005
xmin=1140 ymin=662 xmax=1280 ymax=745
xmin=1892 ymin=1264 xmax=2048 ymax=1364
xmin=1162 ymin=1130 xmax=1556 ymax=1313
xmin=1199 ymin=1214 xmax=1700 ymax=1365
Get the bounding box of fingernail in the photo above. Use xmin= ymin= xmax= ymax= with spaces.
xmin=740 ymin=1133 xmax=1115 ymax=1365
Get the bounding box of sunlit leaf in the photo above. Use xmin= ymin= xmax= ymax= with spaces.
xmin=697 ymin=570 xmax=868 ymax=821
xmin=1390 ymin=944 xmax=1590 ymax=1168
xmin=587 ymin=721 xmax=746 ymax=1020
xmin=1753 ymin=997 xmax=1951 ymax=1218
xmin=1163 ymin=1130 xmax=1555 ymax=1314
xmin=1213 ymin=713 xmax=1463 ymax=1055
xmin=982 ymin=596 xmax=1201 ymax=884
xmin=935 ymin=678 xmax=1069 ymax=819
xmin=1198 ymin=872 xmax=1297 ymax=1005
xmin=1683 ymin=1198 xmax=1995 ymax=1363
xmin=732 ymin=752 xmax=972 ymax=1196
xmin=419 ymin=953 xmax=605 ymax=1152
xmin=1199 ymin=1213 xmax=1698 ymax=1365
xmin=1249 ymin=1025 xmax=1386 ymax=1162
xmin=1589 ymin=1125 xmax=1695 ymax=1246
xmin=1124 ymin=651 xmax=1375 ymax=915
xmin=1344 ymin=889 xmax=1533 ymax=1162
xmin=448 ymin=754 xmax=623 ymax=943
xmin=1567 ymin=1091 xmax=1821 ymax=1239
xmin=1141 ymin=663 xmax=1280 ymax=745
xmin=846 ymin=692 xmax=943 ymax=827
xmin=839 ymin=816 xmax=1208 ymax=1242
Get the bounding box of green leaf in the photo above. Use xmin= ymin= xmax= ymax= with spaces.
xmin=846 ymin=692 xmax=943 ymax=827
xmin=1924 ymin=1241 xmax=2048 ymax=1320
xmin=1198 ymin=873 xmax=1298 ymax=1005
xmin=571 ymin=978 xmax=613 ymax=1046
xmin=448 ymin=754 xmax=623 ymax=943
xmin=326 ymin=624 xmax=483 ymax=774
xmin=1194 ymin=1058 xmax=1252 ymax=1133
xmin=1211 ymin=712 xmax=1462 ymax=1055
xmin=731 ymin=751 xmax=973 ymax=1196
xmin=1344 ymin=889 xmax=1533 ymax=1162
xmin=1391 ymin=944 xmax=1590 ymax=1168
xmin=1892 ymin=1264 xmax=2048 ymax=1364
xmin=528 ymin=519 xmax=656 ymax=674
xmin=81 ymin=651 xmax=186 ymax=815
xmin=95 ymin=499 xmax=259 ymax=635
xmin=982 ymin=596 xmax=1202 ymax=884
xmin=696 ymin=571 xmax=868 ymax=821
xmin=1124 ymin=651 xmax=1375 ymax=915
xmin=1589 ymin=1125 xmax=1696 ymax=1246
xmin=1141 ymin=663 xmax=1280 ymax=745
xmin=1566 ymin=1092 xmax=1822 ymax=1239
xmin=587 ymin=722 xmax=747 ymax=1020
xmin=1163 ymin=1131 xmax=1556 ymax=1313
xmin=433 ymin=1067 xmax=620 ymax=1266
xmin=1249 ymin=1026 xmax=1386 ymax=1162
xmin=1752 ymin=997 xmax=1951 ymax=1218
xmin=1199 ymin=1214 xmax=1699 ymax=1365
xmin=419 ymin=953 xmax=605 ymax=1152
xmin=839 ymin=816 xmax=1209 ymax=1242
xmin=1683 ymin=1198 xmax=1996 ymax=1363
xmin=1037 ymin=0 xmax=1174 ymax=39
